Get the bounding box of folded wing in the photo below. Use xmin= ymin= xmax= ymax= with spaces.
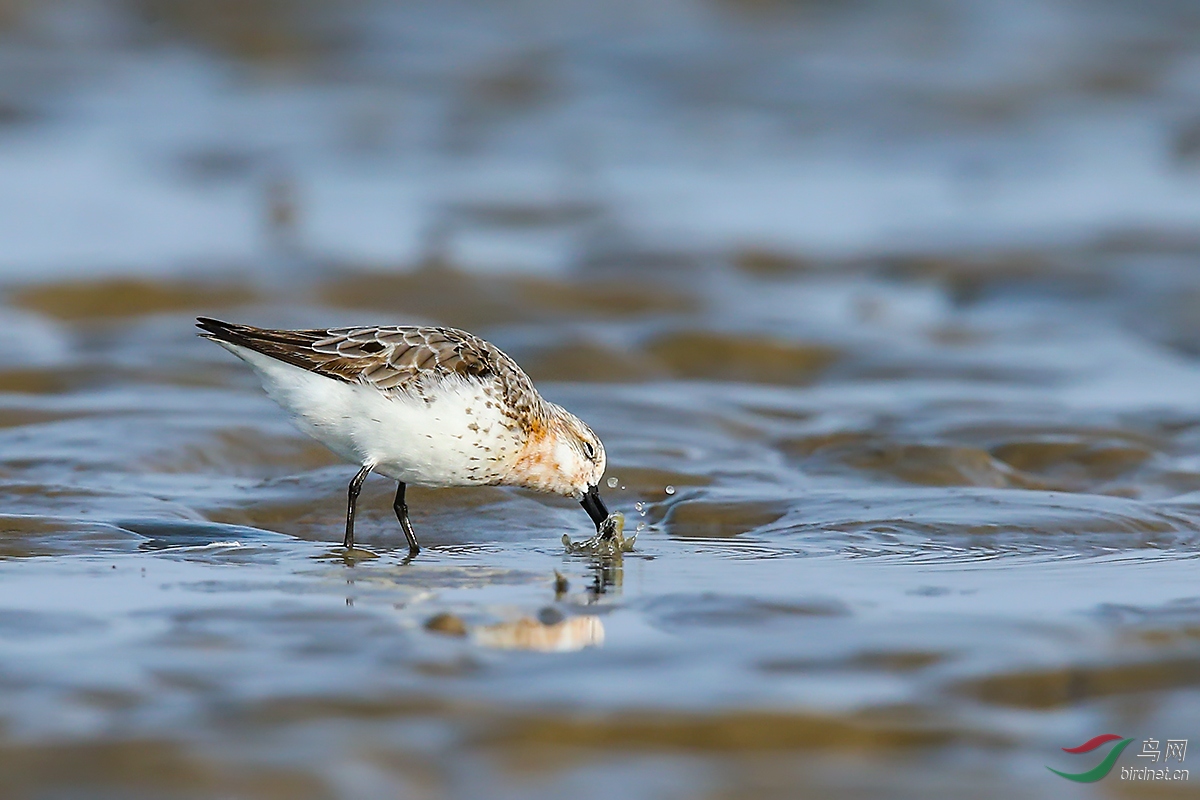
xmin=196 ymin=317 xmax=533 ymax=405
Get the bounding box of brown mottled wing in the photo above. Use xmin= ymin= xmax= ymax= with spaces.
xmin=197 ymin=317 xmax=540 ymax=416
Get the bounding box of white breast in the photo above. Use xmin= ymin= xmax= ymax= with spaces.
xmin=220 ymin=343 xmax=524 ymax=486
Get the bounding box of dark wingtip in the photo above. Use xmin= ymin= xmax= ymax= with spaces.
xmin=196 ymin=316 xmax=236 ymax=342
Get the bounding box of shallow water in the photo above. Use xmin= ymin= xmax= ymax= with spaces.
xmin=4 ymin=2 xmax=1200 ymax=798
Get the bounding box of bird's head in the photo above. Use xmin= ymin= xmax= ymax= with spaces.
xmin=509 ymin=403 xmax=609 ymax=528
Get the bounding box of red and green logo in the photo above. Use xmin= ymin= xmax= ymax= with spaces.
xmin=1048 ymin=734 xmax=1135 ymax=782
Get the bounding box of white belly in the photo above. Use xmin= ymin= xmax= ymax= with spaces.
xmin=222 ymin=343 xmax=523 ymax=486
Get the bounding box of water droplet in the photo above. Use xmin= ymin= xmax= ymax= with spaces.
xmin=619 ymin=485 xmax=626 ymax=491
xmin=665 ymin=485 xmax=676 ymax=495
xmin=635 ymin=502 xmax=646 ymax=515
xmin=606 ymin=477 xmax=619 ymax=489
xmin=636 ymin=522 xmax=646 ymax=533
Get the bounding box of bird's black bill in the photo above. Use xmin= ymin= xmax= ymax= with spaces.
xmin=580 ymin=485 xmax=609 ymax=530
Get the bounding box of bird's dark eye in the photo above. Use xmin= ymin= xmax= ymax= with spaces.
xmin=582 ymin=441 xmax=595 ymax=460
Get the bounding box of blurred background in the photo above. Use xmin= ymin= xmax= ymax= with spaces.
xmin=3 ymin=1 xmax=1200 ymax=798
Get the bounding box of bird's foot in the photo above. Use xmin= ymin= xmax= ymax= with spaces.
xmin=322 ymin=546 xmax=379 ymax=566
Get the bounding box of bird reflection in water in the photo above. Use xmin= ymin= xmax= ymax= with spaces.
xmin=471 ymin=552 xmax=622 ymax=651
xmin=474 ymin=613 xmax=604 ymax=652
xmin=586 ymin=558 xmax=623 ymax=598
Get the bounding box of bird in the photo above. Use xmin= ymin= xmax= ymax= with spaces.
xmin=196 ymin=317 xmax=610 ymax=555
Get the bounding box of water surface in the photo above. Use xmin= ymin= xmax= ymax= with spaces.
xmin=3 ymin=2 xmax=1200 ymax=798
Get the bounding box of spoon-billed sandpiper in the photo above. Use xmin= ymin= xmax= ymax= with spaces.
xmin=197 ymin=317 xmax=609 ymax=555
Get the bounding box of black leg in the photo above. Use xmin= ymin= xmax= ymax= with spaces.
xmin=344 ymin=464 xmax=372 ymax=549
xmin=393 ymin=481 xmax=421 ymax=555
